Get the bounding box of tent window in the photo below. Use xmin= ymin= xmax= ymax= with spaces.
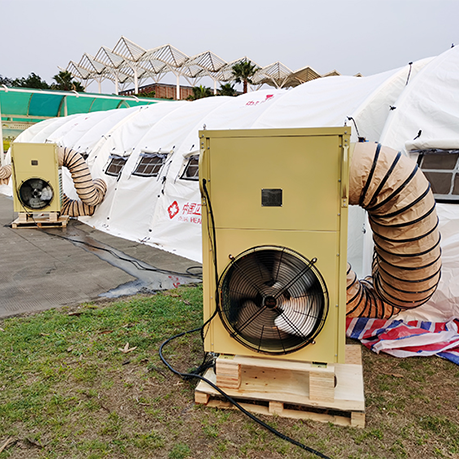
xmin=417 ymin=150 xmax=459 ymax=202
xmin=421 ymin=153 xmax=458 ymax=170
xmin=105 ymin=156 xmax=127 ymax=178
xmin=132 ymin=153 xmax=166 ymax=177
xmin=180 ymin=155 xmax=199 ymax=181
xmin=423 ymin=171 xmax=453 ymax=194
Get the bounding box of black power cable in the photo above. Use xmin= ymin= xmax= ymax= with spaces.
xmin=11 ymin=151 xmax=332 ymax=457
xmin=200 ymin=178 xmax=219 ymax=341
xmin=159 ymin=330 xmax=331 ymax=459
xmin=10 ymin=150 xmax=202 ymax=280
xmin=159 ymin=178 xmax=332 ymax=459
xmin=43 ymin=231 xmax=202 ymax=280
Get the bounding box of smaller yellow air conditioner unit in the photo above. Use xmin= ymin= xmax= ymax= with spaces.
xmin=199 ymin=127 xmax=350 ymax=365
xmin=11 ymin=143 xmax=62 ymax=214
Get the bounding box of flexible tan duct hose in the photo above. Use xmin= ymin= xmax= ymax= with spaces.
xmin=0 ymin=164 xmax=12 ymax=185
xmin=346 ymin=142 xmax=441 ymax=319
xmin=58 ymin=147 xmax=107 ymax=217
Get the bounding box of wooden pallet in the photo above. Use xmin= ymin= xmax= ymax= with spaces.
xmin=12 ymin=213 xmax=69 ymax=229
xmin=195 ymin=345 xmax=365 ymax=428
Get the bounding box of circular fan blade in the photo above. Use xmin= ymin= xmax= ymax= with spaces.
xmin=275 ymin=295 xmax=323 ymax=337
xmin=19 ymin=178 xmax=54 ymax=210
xmin=219 ymin=246 xmax=329 ymax=355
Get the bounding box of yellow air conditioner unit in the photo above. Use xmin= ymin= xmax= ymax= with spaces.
xmin=199 ymin=127 xmax=350 ymax=365
xmin=11 ymin=143 xmax=62 ymax=214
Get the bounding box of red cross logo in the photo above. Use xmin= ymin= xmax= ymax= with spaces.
xmin=168 ymin=201 xmax=180 ymax=219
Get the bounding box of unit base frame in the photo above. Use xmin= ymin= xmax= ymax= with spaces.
xmin=12 ymin=212 xmax=69 ymax=229
xmin=195 ymin=345 xmax=365 ymax=428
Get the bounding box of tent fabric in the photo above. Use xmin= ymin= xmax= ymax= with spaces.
xmin=375 ymin=45 xmax=459 ymax=322
xmin=3 ymin=58 xmax=439 ymax=264
xmin=380 ymin=46 xmax=459 ymax=154
xmin=346 ymin=317 xmax=459 ymax=365
xmin=4 ymin=46 xmax=459 ymax=327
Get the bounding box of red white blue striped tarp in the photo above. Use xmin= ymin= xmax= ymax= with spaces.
xmin=346 ymin=317 xmax=459 ymax=365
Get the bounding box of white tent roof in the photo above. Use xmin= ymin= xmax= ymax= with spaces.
xmin=7 ymin=46 xmax=459 ymax=319
xmin=11 ymin=61 xmax=430 ymax=262
xmin=378 ymin=45 xmax=459 ymax=320
xmin=381 ymin=46 xmax=459 ymax=153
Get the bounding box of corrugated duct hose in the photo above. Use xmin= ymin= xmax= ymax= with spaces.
xmin=346 ymin=142 xmax=442 ymax=319
xmin=58 ymin=147 xmax=107 ymax=217
xmin=0 ymin=164 xmax=12 ymax=185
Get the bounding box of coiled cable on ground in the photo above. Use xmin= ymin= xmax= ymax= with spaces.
xmin=159 ymin=327 xmax=331 ymax=459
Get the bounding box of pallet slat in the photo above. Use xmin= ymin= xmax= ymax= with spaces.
xmin=196 ymin=390 xmax=365 ymax=428
xmin=195 ymin=345 xmax=365 ymax=428
xmin=12 ymin=214 xmax=69 ymax=229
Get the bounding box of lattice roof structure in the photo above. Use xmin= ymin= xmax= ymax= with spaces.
xmin=65 ymin=36 xmax=347 ymax=98
xmin=282 ymin=66 xmax=323 ymax=87
xmin=112 ymin=36 xmax=146 ymax=61
xmin=251 ymin=61 xmax=294 ymax=89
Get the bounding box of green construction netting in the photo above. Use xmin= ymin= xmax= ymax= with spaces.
xmin=0 ymin=88 xmax=159 ymax=120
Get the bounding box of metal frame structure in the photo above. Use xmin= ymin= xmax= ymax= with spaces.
xmin=65 ymin=36 xmax=346 ymax=97
xmin=0 ymin=86 xmax=159 ymax=160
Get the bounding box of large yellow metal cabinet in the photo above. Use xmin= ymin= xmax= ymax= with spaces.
xmin=11 ymin=143 xmax=62 ymax=213
xmin=200 ymin=127 xmax=350 ymax=364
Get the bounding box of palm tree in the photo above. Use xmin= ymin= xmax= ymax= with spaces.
xmin=218 ymin=83 xmax=237 ymax=96
xmin=52 ymin=70 xmax=85 ymax=92
xmin=231 ymin=61 xmax=259 ymax=94
xmin=187 ymin=85 xmax=213 ymax=101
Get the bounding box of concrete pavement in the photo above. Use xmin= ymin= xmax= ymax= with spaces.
xmin=0 ymin=194 xmax=200 ymax=318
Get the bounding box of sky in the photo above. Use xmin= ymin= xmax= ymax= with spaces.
xmin=1 ymin=0 xmax=458 ymax=93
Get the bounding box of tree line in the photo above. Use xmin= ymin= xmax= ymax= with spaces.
xmin=0 ymin=61 xmax=259 ymax=100
xmin=189 ymin=61 xmax=259 ymax=100
xmin=0 ymin=70 xmax=84 ymax=91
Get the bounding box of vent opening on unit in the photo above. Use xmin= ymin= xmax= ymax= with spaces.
xmin=218 ymin=246 xmax=329 ymax=355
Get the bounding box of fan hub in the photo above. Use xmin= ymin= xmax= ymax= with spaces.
xmin=263 ymin=296 xmax=277 ymax=309
xmin=218 ymin=246 xmax=329 ymax=355
xmin=19 ymin=178 xmax=54 ymax=210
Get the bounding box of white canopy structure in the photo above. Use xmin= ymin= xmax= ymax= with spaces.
xmin=66 ymin=36 xmax=344 ymax=96
xmin=5 ymin=44 xmax=459 ymax=320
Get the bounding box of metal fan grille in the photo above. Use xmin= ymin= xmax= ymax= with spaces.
xmin=19 ymin=178 xmax=54 ymax=210
xmin=219 ymin=246 xmax=329 ymax=355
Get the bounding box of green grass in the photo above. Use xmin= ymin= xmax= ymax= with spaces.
xmin=0 ymin=284 xmax=459 ymax=458
xmin=0 ymin=286 xmax=203 ymax=458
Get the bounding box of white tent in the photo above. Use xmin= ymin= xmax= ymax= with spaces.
xmin=379 ymin=46 xmax=459 ymax=320
xmin=4 ymin=45 xmax=459 ymax=320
